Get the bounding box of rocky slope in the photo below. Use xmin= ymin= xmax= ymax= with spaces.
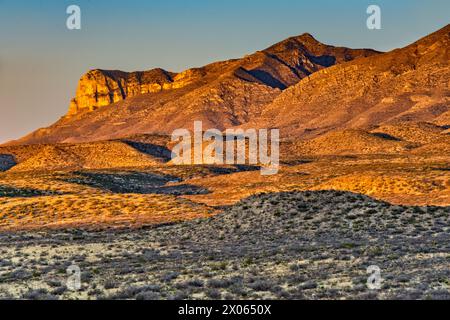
xmin=288 ymin=129 xmax=414 ymax=155
xmin=67 ymin=69 xmax=176 ymax=115
xmin=4 ymin=25 xmax=448 ymax=150
xmin=248 ymin=24 xmax=449 ymax=139
xmin=1 ymin=191 xmax=450 ymax=300
xmin=0 ymin=135 xmax=172 ymax=172
xmin=6 ymin=34 xmax=378 ymax=145
xmin=68 ymin=34 xmax=378 ymax=117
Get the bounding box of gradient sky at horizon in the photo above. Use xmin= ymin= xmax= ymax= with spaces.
xmin=0 ymin=0 xmax=449 ymax=143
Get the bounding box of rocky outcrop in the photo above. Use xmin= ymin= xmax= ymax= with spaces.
xmin=65 ymin=33 xmax=379 ymax=117
xmin=7 ymin=25 xmax=449 ymax=146
xmin=31 ymin=25 xmax=450 ymax=146
xmin=68 ymin=68 xmax=177 ymax=115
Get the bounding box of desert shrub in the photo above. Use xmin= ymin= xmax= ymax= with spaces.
xmin=136 ymin=291 xmax=161 ymax=300
xmin=248 ymin=280 xmax=273 ymax=292
xmin=23 ymin=288 xmax=57 ymax=300
xmin=206 ymin=289 xmax=221 ymax=299
xmin=187 ymin=279 xmax=204 ymax=287
xmin=104 ymin=279 xmax=119 ymax=289
xmin=161 ymin=272 xmax=180 ymax=282
xmin=207 ymin=278 xmax=234 ymax=289
xmin=51 ymin=286 xmax=67 ymax=296
xmin=299 ymin=280 xmax=318 ymax=290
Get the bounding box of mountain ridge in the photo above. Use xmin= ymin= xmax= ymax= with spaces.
xmin=4 ymin=25 xmax=449 ymax=146
xmin=66 ymin=32 xmax=380 ymax=117
xmin=244 ymin=24 xmax=449 ymax=139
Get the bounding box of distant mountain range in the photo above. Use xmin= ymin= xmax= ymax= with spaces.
xmin=4 ymin=24 xmax=449 ymax=146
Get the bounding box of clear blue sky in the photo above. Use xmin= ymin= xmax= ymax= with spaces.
xmin=0 ymin=0 xmax=449 ymax=143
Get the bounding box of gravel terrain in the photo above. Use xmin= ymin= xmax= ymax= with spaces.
xmin=0 ymin=190 xmax=449 ymax=300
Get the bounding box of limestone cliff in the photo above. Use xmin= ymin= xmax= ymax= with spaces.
xmin=5 ymin=26 xmax=448 ymax=147
xmin=66 ymin=33 xmax=379 ymax=117
xmin=68 ymin=68 xmax=177 ymax=115
xmin=8 ymin=31 xmax=384 ymax=145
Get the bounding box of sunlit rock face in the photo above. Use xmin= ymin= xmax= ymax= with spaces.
xmin=68 ymin=68 xmax=177 ymax=115
xmin=6 ymin=26 xmax=449 ymax=148
xmin=66 ymin=33 xmax=379 ymax=117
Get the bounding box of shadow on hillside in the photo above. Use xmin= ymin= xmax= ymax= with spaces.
xmin=0 ymin=185 xmax=61 ymax=198
xmin=370 ymin=132 xmax=402 ymax=141
xmin=431 ymin=167 xmax=450 ymax=172
xmin=63 ymin=171 xmax=210 ymax=196
xmin=0 ymin=154 xmax=17 ymax=172
xmin=307 ymin=54 xmax=336 ymax=67
xmin=122 ymin=141 xmax=172 ymax=162
xmin=206 ymin=165 xmax=261 ymax=175
xmin=248 ymin=70 xmax=287 ymax=89
xmin=280 ymin=159 xmax=314 ymax=166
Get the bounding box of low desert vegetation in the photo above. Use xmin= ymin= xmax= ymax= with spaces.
xmin=0 ymin=191 xmax=449 ymax=300
xmin=0 ymin=23 xmax=448 ymax=301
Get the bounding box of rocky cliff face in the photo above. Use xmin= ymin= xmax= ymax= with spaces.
xmin=68 ymin=68 xmax=177 ymax=115
xmin=5 ymin=31 xmax=386 ymax=145
xmin=65 ymin=33 xmax=379 ymax=117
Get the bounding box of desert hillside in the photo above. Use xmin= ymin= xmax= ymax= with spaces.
xmin=248 ymin=24 xmax=449 ymax=139
xmin=1 ymin=191 xmax=449 ymax=300
xmin=0 ymin=23 xmax=449 ymax=302
xmin=5 ymin=34 xmax=379 ymax=146
xmin=0 ymin=24 xmax=448 ymax=229
xmin=5 ymin=26 xmax=448 ymax=147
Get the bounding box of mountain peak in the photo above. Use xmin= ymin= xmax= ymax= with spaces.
xmin=264 ymin=32 xmax=324 ymax=53
xmin=249 ymin=25 xmax=449 ymax=139
xmin=296 ymin=32 xmax=319 ymax=41
xmin=9 ymin=29 xmax=385 ymax=145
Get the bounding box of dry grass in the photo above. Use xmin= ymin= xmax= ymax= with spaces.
xmin=0 ymin=193 xmax=214 ymax=231
xmin=180 ymin=155 xmax=450 ymax=207
xmin=0 ymin=168 xmax=216 ymax=231
xmin=1 ymin=151 xmax=447 ymax=232
xmin=0 ymin=128 xmax=448 ymax=231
